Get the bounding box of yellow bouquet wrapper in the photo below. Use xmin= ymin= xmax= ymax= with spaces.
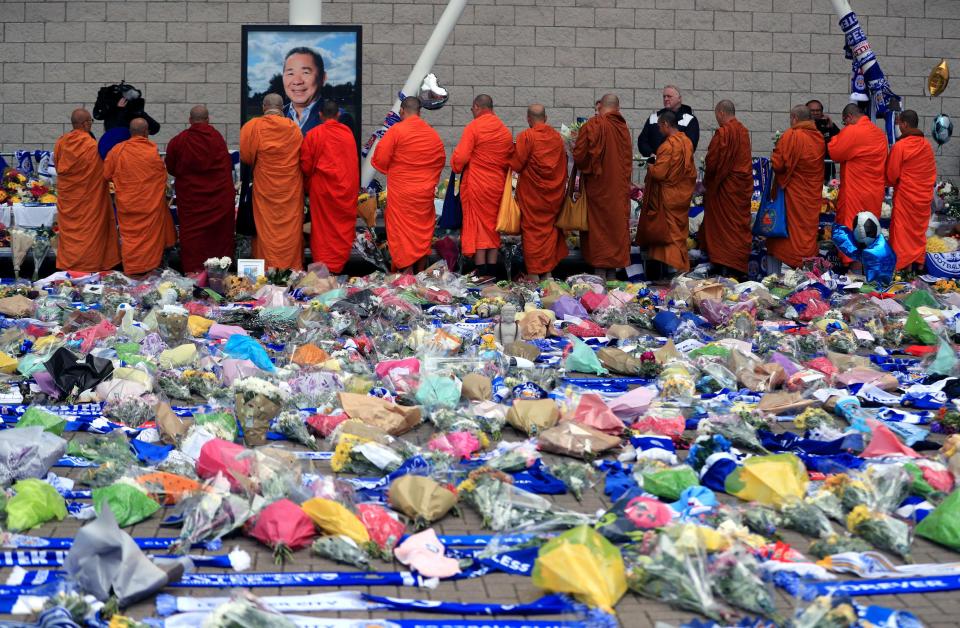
xmin=158 ymin=343 xmax=197 ymax=368
xmin=724 ymin=453 xmax=808 ymax=506
xmin=0 ymin=352 xmax=18 ymax=374
xmin=532 ymin=525 xmax=626 ymax=613
xmin=301 ymin=497 xmax=370 ymax=545
xmin=187 ymin=315 xmax=214 ymax=337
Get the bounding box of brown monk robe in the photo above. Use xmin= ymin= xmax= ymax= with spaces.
xmin=53 ymin=108 xmax=120 ymax=272
xmin=701 ymin=100 xmax=753 ymax=277
xmin=103 ymin=118 xmax=176 ymax=277
xmin=239 ymin=93 xmax=304 ymax=271
xmin=572 ymin=93 xmax=633 ymax=280
xmin=640 ymin=110 xmax=697 ymax=274
xmin=766 ymin=105 xmax=826 ymax=270
xmin=508 ymin=105 xmax=568 ymax=281
xmin=164 ymin=105 xmax=236 ymax=274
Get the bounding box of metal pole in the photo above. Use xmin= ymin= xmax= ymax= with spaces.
xmin=359 ymin=0 xmax=468 ymax=188
xmin=289 ymin=0 xmax=322 ymax=25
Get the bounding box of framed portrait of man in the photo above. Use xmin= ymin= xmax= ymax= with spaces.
xmin=241 ymin=25 xmax=362 ymax=145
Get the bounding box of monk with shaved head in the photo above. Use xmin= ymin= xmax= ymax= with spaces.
xmin=508 ymin=104 xmax=568 ymax=281
xmin=701 ymin=99 xmax=753 ymax=278
xmin=573 ymin=92 xmax=633 ymax=280
xmin=53 ymin=108 xmax=121 ymax=272
xmin=452 ymin=94 xmax=514 ymax=278
xmin=165 ymin=104 xmax=236 ymax=273
xmin=103 ymin=117 xmax=176 ymax=276
xmin=372 ymin=95 xmax=446 ymax=273
xmin=886 ymin=109 xmax=937 ymax=270
xmin=240 ymin=93 xmax=305 ymax=270
xmin=300 ymin=99 xmax=359 ymax=274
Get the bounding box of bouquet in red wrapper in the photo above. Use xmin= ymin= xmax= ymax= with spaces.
xmin=356 ymin=503 xmax=406 ymax=558
xmin=247 ymin=498 xmax=315 ymax=564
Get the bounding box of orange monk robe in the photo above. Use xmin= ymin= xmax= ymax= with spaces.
xmin=451 ymin=110 xmax=513 ymax=255
xmin=53 ymin=129 xmax=120 ymax=272
xmin=886 ymin=129 xmax=937 ymax=269
xmin=103 ymin=136 xmax=176 ymax=276
xmin=701 ymin=118 xmax=753 ymax=273
xmin=828 ymin=115 xmax=888 ymax=228
xmin=300 ymin=119 xmax=359 ymax=274
xmin=766 ymin=121 xmax=826 ymax=268
xmin=508 ymin=123 xmax=568 ymax=274
xmin=371 ymin=115 xmax=446 ymax=270
xmin=572 ymin=112 xmax=633 ymax=268
xmin=641 ymin=132 xmax=697 ymax=272
xmin=239 ymin=115 xmax=304 ymax=271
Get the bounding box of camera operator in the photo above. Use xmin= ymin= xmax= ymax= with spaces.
xmin=93 ymin=82 xmax=160 ymax=135
xmin=806 ymin=99 xmax=839 ymax=183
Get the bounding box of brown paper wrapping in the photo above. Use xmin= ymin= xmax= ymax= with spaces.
xmin=833 ymin=367 xmax=898 ymax=391
xmin=357 ymin=196 xmax=378 ymax=227
xmin=461 ymin=373 xmax=492 ymax=401
xmin=539 ymin=422 xmax=621 ymax=459
xmin=606 ymin=324 xmax=641 ymax=340
xmin=597 ymin=348 xmax=642 ymax=375
xmin=654 ymin=340 xmax=681 ymax=364
xmin=235 ymin=392 xmax=282 ymax=447
xmin=156 ymin=402 xmax=192 ymax=444
xmin=757 ymin=391 xmax=816 ymax=415
xmin=826 ymin=350 xmax=871 ymax=372
xmin=388 ymin=475 xmax=457 ymax=524
xmin=690 ymin=281 xmax=725 ymax=309
xmin=0 ymin=295 xmax=34 ymax=318
xmin=338 ymin=392 xmax=422 ymax=436
xmin=506 ymin=399 xmax=560 ymax=435
xmin=518 ymin=311 xmax=555 ymax=340
xmin=505 ymin=341 xmax=541 ymax=362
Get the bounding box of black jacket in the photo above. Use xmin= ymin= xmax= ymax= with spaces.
xmin=637 ymin=104 xmax=699 ymax=157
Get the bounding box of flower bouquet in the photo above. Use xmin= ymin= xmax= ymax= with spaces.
xmin=459 ymin=472 xmax=591 ymax=532
xmin=311 ymin=534 xmax=370 ymax=570
xmin=778 ymin=498 xmax=834 ymax=538
xmin=156 ymin=310 xmax=189 ymax=344
xmin=30 ymin=226 xmax=55 ymax=281
xmin=204 ymin=257 xmax=231 ymax=294
xmin=275 ymin=411 xmax=320 ymax=451
xmin=156 ymin=370 xmax=191 ymax=401
xmin=808 ymin=533 xmax=874 ymax=559
xmin=203 ymin=592 xmax=297 ymax=628
xmin=173 ymin=485 xmax=260 ymax=552
xmin=709 ymin=550 xmax=780 ymax=620
xmin=742 ymin=505 xmax=780 ymax=539
xmin=247 ymin=498 xmax=315 ymax=564
xmin=102 ymin=396 xmax=155 ymax=428
xmin=183 ymin=369 xmax=222 ymax=401
xmin=626 ymin=535 xmax=731 ymax=622
xmin=794 ymin=407 xmax=840 ymax=432
xmin=9 ymin=228 xmax=34 ymax=280
xmin=233 ymin=377 xmax=285 ymax=447
xmin=807 ymin=488 xmax=846 ymax=522
xmin=793 ymin=596 xmax=857 ymax=628
xmin=330 ymin=433 xmax=405 ymax=476
xmin=698 ymin=414 xmax=767 ymax=454
xmin=846 ymin=505 xmax=912 ymax=559
xmin=552 ymin=461 xmax=595 ymax=502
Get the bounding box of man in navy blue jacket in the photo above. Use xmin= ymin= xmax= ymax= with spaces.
xmin=637 ymin=85 xmax=699 ymax=157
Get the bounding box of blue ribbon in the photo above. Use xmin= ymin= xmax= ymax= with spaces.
xmin=803 ymin=574 xmax=960 ymax=599
xmin=1 ymin=534 xmax=220 ymax=551
xmin=0 ymin=550 xmax=233 ymax=570
xmin=360 ymin=593 xmax=574 ymax=616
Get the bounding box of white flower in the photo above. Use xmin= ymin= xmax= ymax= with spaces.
xmin=233 ymin=377 xmax=286 ymax=401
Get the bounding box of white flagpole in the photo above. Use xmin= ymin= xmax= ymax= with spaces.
xmin=359 ymin=0 xmax=468 ymax=188
xmin=289 ymin=0 xmax=322 ymax=25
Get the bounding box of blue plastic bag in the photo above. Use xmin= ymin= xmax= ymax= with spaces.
xmin=437 ymin=170 xmax=463 ymax=230
xmin=652 ymin=311 xmax=680 ymax=336
xmin=223 ymin=334 xmax=275 ymax=372
xmin=752 ymin=166 xmax=789 ymax=238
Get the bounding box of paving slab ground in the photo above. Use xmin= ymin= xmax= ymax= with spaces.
xmin=4 ymin=419 xmax=959 ymax=628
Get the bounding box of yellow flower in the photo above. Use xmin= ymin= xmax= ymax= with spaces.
xmin=39 ymin=193 xmax=57 ymax=204
xmin=846 ymin=504 xmax=872 ymax=532
xmin=330 ymin=433 xmax=367 ymax=472
xmin=456 ymin=478 xmax=476 ymax=493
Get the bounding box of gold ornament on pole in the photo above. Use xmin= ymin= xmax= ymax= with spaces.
xmin=928 ymin=59 xmax=949 ymax=97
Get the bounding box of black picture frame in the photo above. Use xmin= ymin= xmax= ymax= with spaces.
xmin=241 ymin=24 xmax=362 ymax=145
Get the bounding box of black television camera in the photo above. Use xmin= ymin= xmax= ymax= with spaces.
xmin=93 ymin=81 xmax=160 ymax=135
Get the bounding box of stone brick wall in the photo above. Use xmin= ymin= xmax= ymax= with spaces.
xmin=2 ymin=0 xmax=959 ymax=178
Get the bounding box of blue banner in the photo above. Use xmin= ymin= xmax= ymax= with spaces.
xmin=803 ymin=574 xmax=960 ymax=599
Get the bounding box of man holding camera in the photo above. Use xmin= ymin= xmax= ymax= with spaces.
xmin=806 ymin=99 xmax=840 ymax=183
